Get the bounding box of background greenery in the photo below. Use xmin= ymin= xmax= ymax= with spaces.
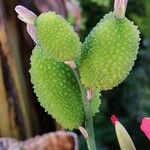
xmin=1 ymin=0 xmax=149 ymax=149
xmin=75 ymin=0 xmax=150 ymax=149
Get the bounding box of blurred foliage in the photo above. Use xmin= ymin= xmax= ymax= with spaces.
xmin=129 ymin=0 xmax=150 ymax=39
xmin=76 ymin=0 xmax=150 ymax=149
xmin=91 ymin=0 xmax=110 ymax=7
xmin=77 ymin=0 xmax=112 ymax=41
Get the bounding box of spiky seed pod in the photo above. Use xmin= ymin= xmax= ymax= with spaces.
xmin=30 ymin=46 xmax=100 ymax=130
xmin=35 ymin=12 xmax=81 ymax=61
xmin=79 ymin=12 xmax=140 ymax=90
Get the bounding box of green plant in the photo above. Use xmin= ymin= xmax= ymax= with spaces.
xmin=79 ymin=11 xmax=140 ymax=90
xmin=15 ymin=0 xmax=140 ymax=149
xmin=36 ymin=12 xmax=81 ymax=61
xmin=30 ymin=46 xmax=100 ymax=130
xmin=91 ymin=0 xmax=110 ymax=7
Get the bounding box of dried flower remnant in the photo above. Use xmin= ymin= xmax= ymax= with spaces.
xmin=15 ymin=5 xmax=38 ymax=43
xmin=114 ymin=0 xmax=128 ymax=18
xmin=87 ymin=89 xmax=94 ymax=101
xmin=15 ymin=5 xmax=37 ymax=24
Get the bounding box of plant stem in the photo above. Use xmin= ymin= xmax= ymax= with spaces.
xmin=72 ymin=68 xmax=96 ymax=150
xmin=84 ymin=99 xmax=96 ymax=150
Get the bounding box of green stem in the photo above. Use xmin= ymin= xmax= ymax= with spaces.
xmin=84 ymin=100 xmax=96 ymax=150
xmin=73 ymin=68 xmax=96 ymax=150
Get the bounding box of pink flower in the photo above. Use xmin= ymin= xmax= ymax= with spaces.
xmin=140 ymin=117 xmax=150 ymax=140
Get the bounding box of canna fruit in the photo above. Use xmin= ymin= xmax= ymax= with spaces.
xmin=30 ymin=46 xmax=100 ymax=130
xmin=79 ymin=12 xmax=140 ymax=90
xmin=35 ymin=12 xmax=81 ymax=61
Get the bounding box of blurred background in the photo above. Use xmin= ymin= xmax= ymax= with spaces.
xmin=0 ymin=0 xmax=150 ymax=149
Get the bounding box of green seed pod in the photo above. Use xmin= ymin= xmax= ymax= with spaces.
xmin=35 ymin=12 xmax=81 ymax=61
xmin=30 ymin=46 xmax=100 ymax=130
xmin=79 ymin=12 xmax=140 ymax=90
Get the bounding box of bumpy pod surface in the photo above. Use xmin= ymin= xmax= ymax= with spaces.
xmin=36 ymin=12 xmax=81 ymax=61
xmin=79 ymin=12 xmax=140 ymax=90
xmin=30 ymin=46 xmax=100 ymax=129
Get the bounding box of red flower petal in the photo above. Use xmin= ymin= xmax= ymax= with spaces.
xmin=141 ymin=117 xmax=150 ymax=140
xmin=111 ymin=115 xmax=119 ymax=125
